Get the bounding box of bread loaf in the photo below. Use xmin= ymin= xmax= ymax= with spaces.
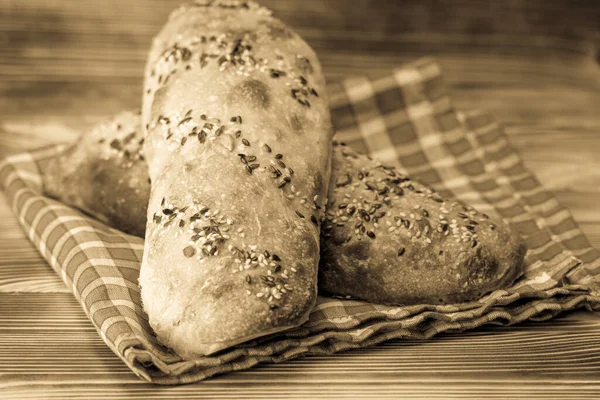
xmin=43 ymin=110 xmax=149 ymax=237
xmin=319 ymin=142 xmax=526 ymax=305
xmin=138 ymin=1 xmax=333 ymax=358
xmin=44 ymin=114 xmax=525 ymax=309
xmin=43 ymin=3 xmax=526 ymax=333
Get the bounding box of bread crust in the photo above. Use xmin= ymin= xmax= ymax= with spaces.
xmin=43 ymin=110 xmax=149 ymax=237
xmin=138 ymin=1 xmax=333 ymax=358
xmin=318 ymin=142 xmax=526 ymax=305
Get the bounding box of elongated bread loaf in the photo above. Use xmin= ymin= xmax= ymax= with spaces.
xmin=43 ymin=110 xmax=149 ymax=237
xmin=44 ymin=111 xmax=525 ymax=309
xmin=138 ymin=2 xmax=333 ymax=358
xmin=319 ymin=142 xmax=526 ymax=305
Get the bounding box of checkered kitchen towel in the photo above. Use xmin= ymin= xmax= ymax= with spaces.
xmin=1 ymin=57 xmax=599 ymax=385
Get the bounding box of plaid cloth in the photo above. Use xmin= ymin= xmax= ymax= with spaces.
xmin=1 ymin=57 xmax=599 ymax=385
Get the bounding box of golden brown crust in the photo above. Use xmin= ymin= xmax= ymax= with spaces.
xmin=318 ymin=142 xmax=526 ymax=305
xmin=138 ymin=2 xmax=332 ymax=358
xmin=42 ymin=111 xmax=149 ymax=237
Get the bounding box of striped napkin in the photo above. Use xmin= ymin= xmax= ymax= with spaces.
xmin=1 ymin=58 xmax=599 ymax=385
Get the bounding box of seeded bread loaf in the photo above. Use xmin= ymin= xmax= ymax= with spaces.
xmin=43 ymin=110 xmax=149 ymax=237
xmin=138 ymin=1 xmax=333 ymax=358
xmin=42 ymin=3 xmax=525 ymax=325
xmin=44 ymin=112 xmax=525 ymax=309
xmin=319 ymin=142 xmax=526 ymax=305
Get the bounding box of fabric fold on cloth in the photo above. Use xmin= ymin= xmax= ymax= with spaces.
xmin=1 ymin=57 xmax=599 ymax=385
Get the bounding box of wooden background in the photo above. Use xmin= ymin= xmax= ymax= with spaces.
xmin=1 ymin=0 xmax=599 ymax=398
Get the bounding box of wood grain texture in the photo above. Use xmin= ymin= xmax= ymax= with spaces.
xmin=0 ymin=0 xmax=599 ymax=398
xmin=1 ymin=293 xmax=599 ymax=399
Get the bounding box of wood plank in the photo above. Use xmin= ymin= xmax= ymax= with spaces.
xmin=0 ymin=293 xmax=599 ymax=399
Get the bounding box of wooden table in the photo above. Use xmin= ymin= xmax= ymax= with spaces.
xmin=1 ymin=0 xmax=599 ymax=398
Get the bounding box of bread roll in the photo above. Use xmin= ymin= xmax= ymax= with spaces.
xmin=319 ymin=142 xmax=526 ymax=305
xmin=43 ymin=110 xmax=149 ymax=237
xmin=138 ymin=1 xmax=333 ymax=358
xmin=43 ymin=114 xmax=525 ymax=309
xmin=43 ymin=6 xmax=525 ymax=331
